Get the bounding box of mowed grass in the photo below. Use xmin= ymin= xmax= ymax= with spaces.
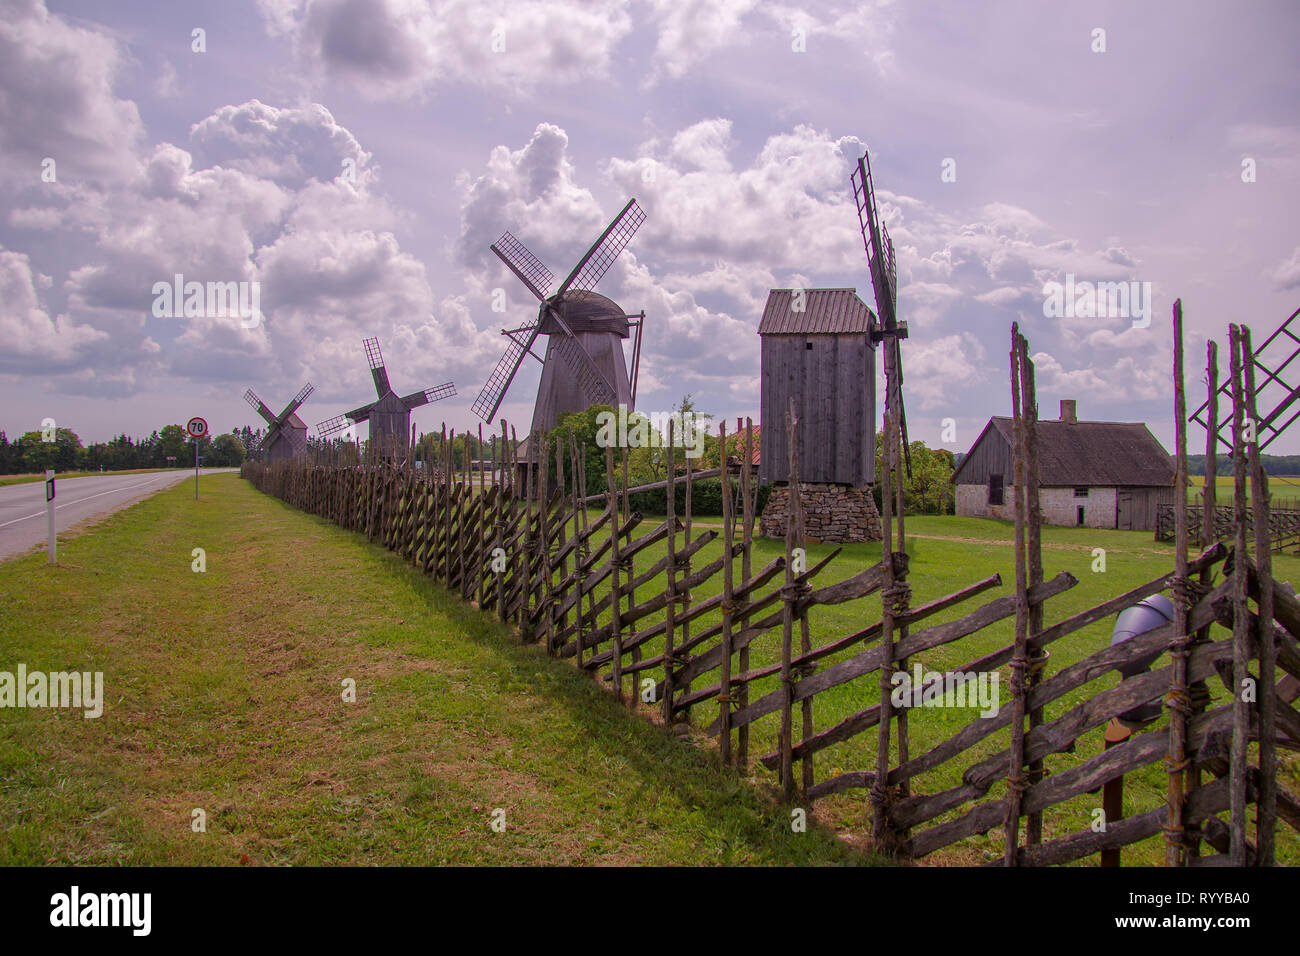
xmin=0 ymin=474 xmax=871 ymax=866
xmin=565 ymin=509 xmax=1300 ymax=866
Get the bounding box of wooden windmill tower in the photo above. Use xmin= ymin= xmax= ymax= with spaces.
xmin=756 ymin=149 xmax=907 ymax=544
xmin=471 ymin=199 xmax=647 ymax=445
xmin=315 ymin=336 xmax=456 ymax=457
xmin=244 ymin=383 xmax=313 ymax=462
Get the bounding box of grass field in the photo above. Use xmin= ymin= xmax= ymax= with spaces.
xmin=0 ymin=474 xmax=870 ymax=865
xmin=0 ymin=468 xmax=169 ymax=487
xmin=571 ymin=507 xmax=1300 ymax=866
xmin=3 ymin=473 xmax=1294 ymax=866
xmin=1189 ymin=474 xmax=1300 ymax=510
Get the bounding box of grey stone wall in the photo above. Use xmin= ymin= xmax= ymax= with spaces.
xmin=760 ymin=482 xmax=883 ymax=543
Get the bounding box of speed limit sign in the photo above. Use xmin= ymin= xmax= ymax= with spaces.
xmin=186 ymin=417 xmax=208 ymax=438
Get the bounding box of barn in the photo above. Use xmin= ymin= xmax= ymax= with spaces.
xmin=757 ymin=288 xmax=882 ymax=542
xmin=951 ymin=400 xmax=1175 ymax=530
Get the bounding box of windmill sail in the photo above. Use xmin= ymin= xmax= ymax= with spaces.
xmin=491 ymin=233 xmax=553 ymax=301
xmin=853 ymin=150 xmax=910 ymax=476
xmin=557 ymin=199 xmax=646 ymax=301
xmin=472 ymin=323 xmax=542 ymax=422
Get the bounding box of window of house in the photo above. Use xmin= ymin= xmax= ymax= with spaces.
xmin=989 ymin=474 xmax=1004 ymax=506
xmin=1074 ymin=487 xmax=1089 ymax=498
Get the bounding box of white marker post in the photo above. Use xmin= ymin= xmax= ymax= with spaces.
xmin=187 ymin=417 xmax=208 ymax=500
xmin=45 ymin=469 xmax=56 ymax=564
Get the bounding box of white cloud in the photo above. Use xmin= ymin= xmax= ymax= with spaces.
xmin=0 ymin=248 xmax=107 ymax=372
xmin=261 ymin=0 xmax=634 ymax=99
xmin=0 ymin=0 xmax=142 ymax=182
xmin=1270 ymin=246 xmax=1300 ymax=291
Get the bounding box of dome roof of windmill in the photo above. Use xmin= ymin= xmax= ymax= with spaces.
xmin=540 ymin=290 xmax=630 ymax=337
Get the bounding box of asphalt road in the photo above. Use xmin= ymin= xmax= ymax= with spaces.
xmin=0 ymin=469 xmax=237 ymax=562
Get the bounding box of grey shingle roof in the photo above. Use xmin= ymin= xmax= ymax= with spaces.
xmin=988 ymin=416 xmax=1174 ymax=487
xmin=758 ymin=288 xmax=877 ymax=335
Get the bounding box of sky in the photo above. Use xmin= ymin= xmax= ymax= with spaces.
xmin=1 ymin=0 xmax=1298 ymax=456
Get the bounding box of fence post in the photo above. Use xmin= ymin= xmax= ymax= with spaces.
xmin=1227 ymin=325 xmax=1250 ymax=865
xmin=1243 ymin=325 xmax=1278 ymax=865
xmin=780 ymin=403 xmax=799 ymax=799
xmin=605 ymin=443 xmax=624 ymax=703
xmin=1167 ymin=300 xmax=1193 ymax=867
xmin=1003 ymin=326 xmax=1030 ymax=866
xmin=663 ymin=419 xmax=678 ymax=725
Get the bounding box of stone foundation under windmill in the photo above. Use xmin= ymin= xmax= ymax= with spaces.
xmin=760 ymin=482 xmax=882 ymax=543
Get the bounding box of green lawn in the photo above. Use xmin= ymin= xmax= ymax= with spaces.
xmin=559 ymin=508 xmax=1300 ymax=866
xmin=0 ymin=473 xmax=871 ymax=866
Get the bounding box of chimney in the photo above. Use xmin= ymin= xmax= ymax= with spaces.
xmin=737 ymin=417 xmax=742 ymax=434
xmin=1060 ymin=399 xmax=1077 ymax=424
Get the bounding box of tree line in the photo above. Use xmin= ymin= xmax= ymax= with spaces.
xmin=0 ymin=424 xmax=258 ymax=475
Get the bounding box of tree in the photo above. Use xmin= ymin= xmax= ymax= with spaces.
xmin=17 ymin=427 xmax=82 ymax=473
xmin=873 ymin=432 xmax=956 ymax=515
xmin=155 ymin=425 xmax=189 ymax=467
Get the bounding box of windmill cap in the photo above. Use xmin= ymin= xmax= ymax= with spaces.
xmin=540 ymin=291 xmax=630 ymax=337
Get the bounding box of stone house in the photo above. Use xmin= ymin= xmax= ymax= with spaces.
xmin=951 ymin=400 xmax=1175 ymax=530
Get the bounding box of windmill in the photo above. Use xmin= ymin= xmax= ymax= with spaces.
xmin=471 ymin=198 xmax=647 ymax=445
xmin=315 ymin=336 xmax=456 ymax=456
xmin=852 ymin=149 xmax=911 ymax=476
xmin=244 ymin=383 xmax=313 ymax=461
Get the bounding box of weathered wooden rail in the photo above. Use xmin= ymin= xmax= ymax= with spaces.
xmin=242 ymin=307 xmax=1295 ymax=865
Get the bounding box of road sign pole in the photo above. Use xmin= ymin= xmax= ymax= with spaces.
xmin=45 ymin=469 xmax=56 ymax=565
xmin=186 ymin=416 xmax=208 ymax=500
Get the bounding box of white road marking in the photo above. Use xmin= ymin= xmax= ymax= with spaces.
xmin=0 ymin=474 xmax=179 ymax=529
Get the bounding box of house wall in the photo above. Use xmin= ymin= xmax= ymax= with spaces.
xmin=951 ymin=425 xmax=1014 ymax=487
xmin=956 ymin=484 xmax=1120 ymax=528
xmin=1042 ymin=486 xmax=1117 ymax=528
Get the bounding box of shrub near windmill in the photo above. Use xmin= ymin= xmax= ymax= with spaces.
xmin=316 ymin=337 xmax=456 ymax=459
xmin=471 ymin=199 xmax=647 ymax=485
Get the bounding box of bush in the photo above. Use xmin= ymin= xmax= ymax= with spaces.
xmin=623 ymin=479 xmax=772 ymax=517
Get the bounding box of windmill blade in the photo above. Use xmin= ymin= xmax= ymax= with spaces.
xmin=276 ymin=382 xmax=314 ymax=424
xmin=243 ymin=388 xmax=278 ymax=425
xmin=545 ymin=304 xmax=618 ymax=405
xmin=346 ymin=400 xmax=376 ymax=424
xmin=894 ymin=340 xmax=915 ymax=481
xmin=491 ymin=233 xmax=553 ymax=302
xmin=471 ymin=323 xmax=542 ymax=422
xmin=555 ymin=198 xmax=645 ymax=300
xmin=363 ymin=336 xmax=391 ymax=396
xmin=315 ymin=414 xmax=352 ymax=438
xmin=402 ymin=382 xmax=457 ymax=410
xmin=852 ymin=153 xmax=897 ymax=330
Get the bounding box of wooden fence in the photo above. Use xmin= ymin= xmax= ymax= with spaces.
xmin=1156 ymin=501 xmax=1300 ymax=553
xmin=241 ymin=310 xmax=1296 ymax=865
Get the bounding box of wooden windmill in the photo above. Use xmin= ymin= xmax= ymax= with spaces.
xmin=244 ymin=383 xmax=313 ymax=461
xmin=852 ymin=148 xmax=911 ymax=477
xmin=471 ymin=199 xmax=647 ymax=443
xmin=315 ymin=336 xmax=456 ymax=456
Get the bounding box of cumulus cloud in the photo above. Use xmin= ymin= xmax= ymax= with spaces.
xmin=189 ymin=100 xmax=373 ymax=188
xmin=0 ymin=0 xmax=142 ymax=181
xmin=0 ymin=248 xmax=107 ymax=372
xmin=260 ymin=0 xmax=634 ymax=99
xmin=1270 ymin=246 xmax=1300 ymax=291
